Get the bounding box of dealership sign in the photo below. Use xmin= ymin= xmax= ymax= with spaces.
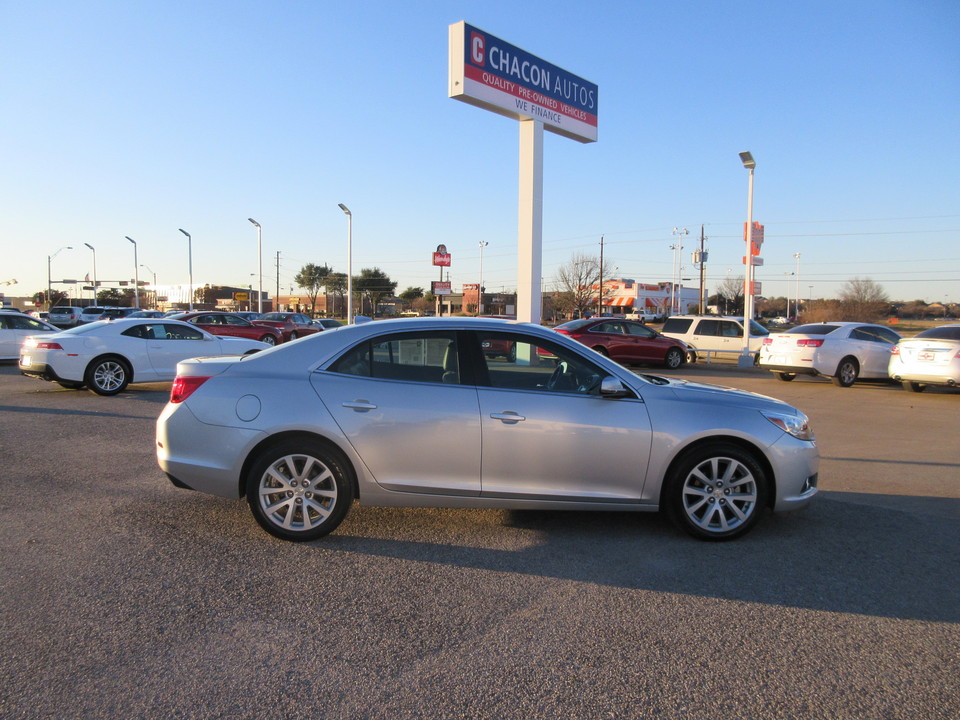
xmin=448 ymin=21 xmax=598 ymax=143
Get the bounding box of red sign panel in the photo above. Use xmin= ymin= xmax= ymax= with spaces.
xmin=744 ymin=221 xmax=764 ymax=255
xmin=432 ymin=252 xmax=452 ymax=267
xmin=432 ymin=281 xmax=452 ymax=296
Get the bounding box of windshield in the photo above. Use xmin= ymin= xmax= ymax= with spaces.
xmin=786 ymin=324 xmax=840 ymax=335
xmin=915 ymin=326 xmax=960 ymax=341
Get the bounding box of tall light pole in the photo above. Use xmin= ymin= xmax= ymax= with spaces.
xmin=248 ymin=218 xmax=263 ymax=313
xmin=672 ymin=227 xmax=688 ymax=313
xmin=738 ymin=151 xmax=756 ymax=368
xmin=793 ymin=252 xmax=801 ymax=320
xmin=338 ymin=204 xmax=352 ymax=323
xmin=47 ymin=246 xmax=72 ymax=311
xmin=83 ymin=243 xmax=97 ymax=307
xmin=125 ymin=236 xmax=140 ymax=308
xmin=178 ymin=229 xmax=193 ymax=310
xmin=783 ymin=272 xmax=794 ymax=319
xmin=478 ymin=241 xmax=489 ymax=315
xmin=668 ymin=243 xmax=679 ymax=314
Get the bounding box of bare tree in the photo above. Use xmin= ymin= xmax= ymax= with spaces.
xmin=838 ymin=277 xmax=890 ymax=322
xmin=715 ymin=275 xmax=745 ymax=315
xmin=554 ymin=253 xmax=614 ymax=318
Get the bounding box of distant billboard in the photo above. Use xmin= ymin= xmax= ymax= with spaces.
xmin=448 ymin=21 xmax=598 ymax=143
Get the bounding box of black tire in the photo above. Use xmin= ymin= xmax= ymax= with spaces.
xmin=902 ymin=380 xmax=925 ymax=393
xmin=84 ymin=356 xmax=130 ymax=396
xmin=775 ymin=372 xmax=795 ymax=382
xmin=831 ymin=357 xmax=859 ymax=387
xmin=288 ymin=331 xmax=298 ymax=340
xmin=664 ymin=348 xmax=684 ymax=369
xmin=259 ymin=334 xmax=278 ymax=345
xmin=665 ymin=443 xmax=768 ymax=541
xmin=685 ymin=350 xmax=698 ymax=364
xmin=57 ymin=381 xmax=85 ymax=390
xmin=245 ymin=439 xmax=354 ymax=542
xmin=593 ymin=346 xmax=610 ymax=357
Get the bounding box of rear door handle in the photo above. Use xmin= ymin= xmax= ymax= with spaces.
xmin=343 ymin=400 xmax=377 ymax=411
xmin=490 ymin=411 xmax=525 ymax=424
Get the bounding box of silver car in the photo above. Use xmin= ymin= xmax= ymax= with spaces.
xmin=157 ymin=318 xmax=819 ymax=542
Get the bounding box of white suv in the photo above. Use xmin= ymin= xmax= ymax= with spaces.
xmin=660 ymin=315 xmax=769 ymax=362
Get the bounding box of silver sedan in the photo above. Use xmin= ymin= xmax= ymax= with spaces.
xmin=157 ymin=318 xmax=819 ymax=541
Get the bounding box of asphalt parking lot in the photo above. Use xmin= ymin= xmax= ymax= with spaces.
xmin=0 ymin=361 xmax=957 ymax=719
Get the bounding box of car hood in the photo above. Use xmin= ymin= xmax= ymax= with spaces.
xmin=640 ymin=375 xmax=801 ymax=415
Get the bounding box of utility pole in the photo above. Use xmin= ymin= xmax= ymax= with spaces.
xmin=276 ymin=251 xmax=281 ymax=311
xmin=597 ymin=234 xmax=604 ymax=316
xmin=697 ymin=225 xmax=707 ymax=314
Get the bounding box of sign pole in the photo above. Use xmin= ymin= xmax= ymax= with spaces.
xmin=517 ymin=119 xmax=543 ymax=323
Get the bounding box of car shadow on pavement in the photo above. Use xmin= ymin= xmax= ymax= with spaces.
xmin=315 ymin=492 xmax=959 ymax=624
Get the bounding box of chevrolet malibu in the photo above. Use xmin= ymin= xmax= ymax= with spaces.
xmin=20 ymin=318 xmax=270 ymax=395
xmin=157 ymin=318 xmax=818 ymax=542
xmin=888 ymin=324 xmax=960 ymax=392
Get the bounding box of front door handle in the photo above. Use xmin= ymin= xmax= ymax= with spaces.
xmin=343 ymin=400 xmax=377 ymax=412
xmin=490 ymin=411 xmax=525 ymax=424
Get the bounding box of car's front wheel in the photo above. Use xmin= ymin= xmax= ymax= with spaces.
xmin=84 ymin=356 xmax=130 ymax=396
xmin=666 ymin=443 xmax=768 ymax=540
xmin=664 ymin=347 xmax=684 ymax=369
xmin=245 ymin=439 xmax=354 ymax=541
xmin=831 ymin=357 xmax=859 ymax=387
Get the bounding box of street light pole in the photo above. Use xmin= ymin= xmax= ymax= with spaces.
xmin=47 ymin=246 xmax=72 ymax=311
xmin=141 ymin=264 xmax=157 ymax=308
xmin=338 ymin=204 xmax=352 ymax=323
xmin=672 ymin=227 xmax=688 ymax=313
xmin=248 ymin=218 xmax=263 ymax=313
xmin=83 ymin=243 xmax=97 ymax=307
xmin=738 ymin=151 xmax=756 ymax=368
xmin=125 ymin=237 xmax=140 ymax=308
xmin=793 ymin=252 xmax=801 ymax=320
xmin=478 ymin=241 xmax=488 ymax=315
xmin=178 ymin=229 xmax=193 ymax=311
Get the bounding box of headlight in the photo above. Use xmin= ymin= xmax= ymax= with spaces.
xmin=762 ymin=411 xmax=814 ymax=441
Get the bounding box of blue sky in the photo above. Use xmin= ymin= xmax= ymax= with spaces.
xmin=3 ymin=0 xmax=958 ymax=307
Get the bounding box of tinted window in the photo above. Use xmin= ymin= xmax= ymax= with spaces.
xmin=915 ymin=326 xmax=960 ymax=341
xmin=624 ymin=323 xmax=656 ymax=338
xmin=661 ymin=318 xmax=692 ymax=334
xmin=593 ymin=322 xmax=624 ymax=334
xmin=694 ymin=320 xmax=719 ymax=336
xmin=330 ymin=332 xmax=459 ymax=385
xmin=787 ymin=324 xmax=840 ymax=335
xmin=158 ymin=324 xmax=205 ymax=341
xmin=555 ymin=319 xmax=596 ymax=332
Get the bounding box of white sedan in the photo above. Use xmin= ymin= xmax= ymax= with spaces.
xmin=19 ymin=318 xmax=270 ymax=395
xmin=889 ymin=324 xmax=960 ymax=392
xmin=0 ymin=313 xmax=60 ymax=360
xmin=758 ymin=321 xmax=902 ymax=386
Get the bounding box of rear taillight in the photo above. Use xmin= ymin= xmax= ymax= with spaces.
xmin=797 ymin=339 xmax=824 ymax=348
xmin=762 ymin=338 xmax=773 ymax=345
xmin=170 ymin=376 xmax=211 ymax=403
xmin=36 ymin=342 xmax=64 ymax=350
xmin=555 ymin=329 xmax=571 ymax=335
xmin=891 ymin=346 xmax=901 ymax=356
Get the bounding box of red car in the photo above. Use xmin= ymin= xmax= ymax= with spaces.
xmin=252 ymin=312 xmax=321 ymax=342
xmin=553 ymin=318 xmax=688 ymax=368
xmin=175 ymin=312 xmax=283 ymax=345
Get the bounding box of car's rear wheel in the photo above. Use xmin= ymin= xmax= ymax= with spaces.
xmin=245 ymin=439 xmax=354 ymax=541
xmin=902 ymin=380 xmax=925 ymax=393
xmin=259 ymin=334 xmax=277 ymax=345
xmin=775 ymin=372 xmax=795 ymax=382
xmin=831 ymin=357 xmax=859 ymax=387
xmin=288 ymin=331 xmax=298 ymax=340
xmin=593 ymin=346 xmax=609 ymax=357
xmin=84 ymin=356 xmax=130 ymax=396
xmin=664 ymin=347 xmax=684 ymax=369
xmin=666 ymin=443 xmax=768 ymax=541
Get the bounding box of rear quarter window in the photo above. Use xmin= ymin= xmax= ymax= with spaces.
xmin=661 ymin=318 xmax=692 ymax=334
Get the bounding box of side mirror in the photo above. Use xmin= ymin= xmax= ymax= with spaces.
xmin=599 ymin=376 xmax=632 ymax=398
